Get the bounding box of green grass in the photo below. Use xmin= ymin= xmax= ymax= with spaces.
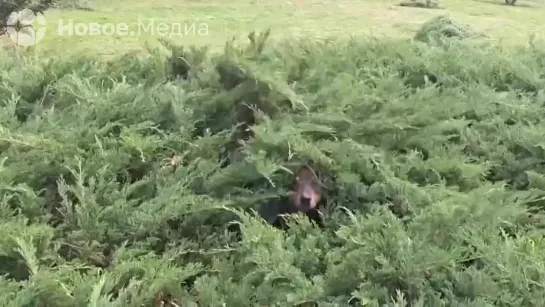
xmin=25 ymin=0 xmax=545 ymax=58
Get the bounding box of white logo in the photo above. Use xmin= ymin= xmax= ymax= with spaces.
xmin=6 ymin=9 xmax=46 ymax=46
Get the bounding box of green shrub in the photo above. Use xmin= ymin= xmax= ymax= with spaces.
xmin=1 ymin=31 xmax=545 ymax=305
xmin=398 ymin=0 xmax=441 ymax=9
xmin=53 ymin=0 xmax=94 ymax=11
xmin=414 ymin=15 xmax=487 ymax=44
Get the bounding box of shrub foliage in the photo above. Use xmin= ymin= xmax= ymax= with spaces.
xmin=414 ymin=15 xmax=487 ymax=44
xmin=2 ymin=30 xmax=545 ymax=306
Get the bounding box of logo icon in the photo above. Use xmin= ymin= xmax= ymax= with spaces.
xmin=6 ymin=9 xmax=46 ymax=46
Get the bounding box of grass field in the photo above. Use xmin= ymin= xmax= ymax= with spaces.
xmin=3 ymin=0 xmax=545 ymax=306
xmin=19 ymin=0 xmax=545 ymax=58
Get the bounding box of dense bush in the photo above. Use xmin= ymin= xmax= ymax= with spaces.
xmin=414 ymin=15 xmax=487 ymax=44
xmin=2 ymin=30 xmax=545 ymax=306
xmin=53 ymin=0 xmax=94 ymax=11
xmin=398 ymin=0 xmax=440 ymax=9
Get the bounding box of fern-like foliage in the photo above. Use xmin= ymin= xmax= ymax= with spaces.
xmin=1 ymin=26 xmax=545 ymax=305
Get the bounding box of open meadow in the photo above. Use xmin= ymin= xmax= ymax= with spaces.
xmin=2 ymin=0 xmax=545 ymax=305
